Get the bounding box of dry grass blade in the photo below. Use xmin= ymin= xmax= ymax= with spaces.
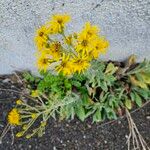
xmin=126 ymin=108 xmax=150 ymax=150
xmin=0 ymin=124 xmax=10 ymax=144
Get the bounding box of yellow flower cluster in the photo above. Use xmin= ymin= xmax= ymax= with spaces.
xmin=34 ymin=14 xmax=109 ymax=75
xmin=8 ymin=108 xmax=20 ymax=126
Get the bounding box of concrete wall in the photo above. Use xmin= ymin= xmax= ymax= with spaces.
xmin=0 ymin=0 xmax=150 ymax=74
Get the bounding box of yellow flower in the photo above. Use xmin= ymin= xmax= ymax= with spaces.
xmin=76 ymin=32 xmax=93 ymax=53
xmin=16 ymin=132 xmax=24 ymax=137
xmin=40 ymin=42 xmax=62 ymax=60
xmin=34 ymin=25 xmax=49 ymax=51
xmin=75 ymin=22 xmax=100 ymax=53
xmin=31 ymin=90 xmax=39 ymax=97
xmin=34 ymin=36 xmax=48 ymax=51
xmin=52 ymin=14 xmax=70 ymax=26
xmin=93 ymin=37 xmax=109 ymax=54
xmin=71 ymin=54 xmax=90 ymax=73
xmin=87 ymin=37 xmax=109 ymax=59
xmin=36 ymin=25 xmax=49 ymax=37
xmin=55 ymin=53 xmax=72 ymax=75
xmin=49 ymin=14 xmax=71 ymax=34
xmin=31 ymin=113 xmax=37 ymax=119
xmin=86 ymin=37 xmax=108 ymax=59
xmin=82 ymin=22 xmax=99 ymax=38
xmin=49 ymin=42 xmax=62 ymax=59
xmin=88 ymin=49 xmax=100 ymax=60
xmin=37 ymin=54 xmax=51 ymax=72
xmin=16 ymin=99 xmax=22 ymax=105
xmin=48 ymin=22 xmax=60 ymax=34
xmin=8 ymin=108 xmax=20 ymax=126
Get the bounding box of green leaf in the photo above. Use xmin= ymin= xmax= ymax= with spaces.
xmin=130 ymin=92 xmax=135 ymax=102
xmin=64 ymin=105 xmax=75 ymax=120
xmin=73 ymin=73 xmax=86 ymax=82
xmin=65 ymin=83 xmax=72 ymax=89
xmin=135 ymin=88 xmax=149 ymax=100
xmin=140 ymin=72 xmax=150 ymax=84
xmin=100 ymin=92 xmax=109 ymax=103
xmin=125 ymin=99 xmax=132 ymax=110
xmin=78 ymin=86 xmax=88 ymax=95
xmin=71 ymin=80 xmax=81 ymax=88
xmin=105 ymin=63 xmax=118 ymax=75
xmin=93 ymin=110 xmax=102 ymax=122
xmin=118 ymin=89 xmax=124 ymax=99
xmin=134 ymin=93 xmax=142 ymax=107
xmin=75 ymin=105 xmax=86 ymax=121
xmin=82 ymin=94 xmax=90 ymax=106
xmin=64 ymin=80 xmax=72 ymax=89
xmin=100 ymin=81 xmax=108 ymax=92
xmin=105 ymin=108 xmax=117 ymax=120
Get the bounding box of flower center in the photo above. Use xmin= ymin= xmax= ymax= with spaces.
xmin=81 ymin=40 xmax=88 ymax=47
xmin=96 ymin=46 xmax=99 ymax=50
xmin=42 ymin=59 xmax=48 ymax=64
xmin=57 ymin=19 xmax=63 ymax=24
xmin=87 ymin=31 xmax=92 ymax=36
xmin=54 ymin=43 xmax=61 ymax=51
xmin=39 ymin=32 xmax=44 ymax=37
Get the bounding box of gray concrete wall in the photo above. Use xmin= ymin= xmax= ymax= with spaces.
xmin=0 ymin=0 xmax=150 ymax=74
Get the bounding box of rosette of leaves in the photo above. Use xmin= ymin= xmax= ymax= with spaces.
xmin=83 ymin=60 xmax=120 ymax=122
xmin=82 ymin=57 xmax=150 ymax=122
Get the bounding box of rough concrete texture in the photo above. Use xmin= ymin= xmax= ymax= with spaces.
xmin=0 ymin=0 xmax=150 ymax=74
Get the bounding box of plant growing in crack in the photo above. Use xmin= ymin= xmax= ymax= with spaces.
xmin=0 ymin=13 xmax=150 ymax=150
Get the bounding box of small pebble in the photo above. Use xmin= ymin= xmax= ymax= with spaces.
xmin=75 ymin=140 xmax=78 ymax=143
xmin=104 ymin=140 xmax=107 ymax=144
xmin=11 ymin=85 xmax=15 ymax=88
xmin=60 ymin=140 xmax=63 ymax=143
xmin=118 ymin=120 xmax=121 ymax=124
xmin=66 ymin=124 xmax=69 ymax=127
xmin=53 ymin=146 xmax=57 ymax=150
xmin=62 ymin=143 xmax=66 ymax=147
xmin=146 ymin=116 xmax=150 ymax=120
xmin=2 ymin=78 xmax=11 ymax=83
xmin=87 ymin=124 xmax=92 ymax=128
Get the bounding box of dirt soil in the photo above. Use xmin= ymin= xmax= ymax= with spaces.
xmin=0 ymin=74 xmax=150 ymax=150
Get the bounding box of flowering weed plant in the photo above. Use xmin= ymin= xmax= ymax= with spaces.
xmin=1 ymin=14 xmax=150 ymax=144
